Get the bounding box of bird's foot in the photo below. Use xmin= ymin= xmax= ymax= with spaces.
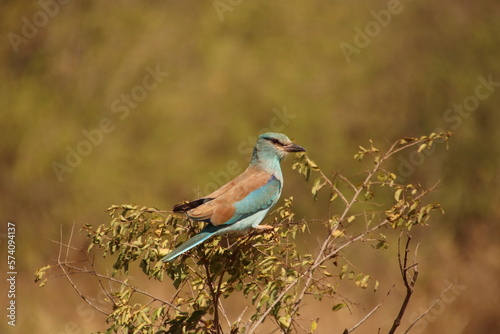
xmin=254 ymin=224 xmax=274 ymax=231
xmin=251 ymin=225 xmax=275 ymax=237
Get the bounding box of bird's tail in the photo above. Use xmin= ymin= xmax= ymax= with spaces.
xmin=161 ymin=229 xmax=216 ymax=262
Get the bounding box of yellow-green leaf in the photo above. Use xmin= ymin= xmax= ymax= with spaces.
xmin=310 ymin=319 xmax=318 ymax=332
xmin=332 ymin=230 xmax=344 ymax=238
xmin=394 ymin=188 xmax=403 ymax=201
xmin=278 ymin=315 xmax=291 ymax=328
xmin=332 ymin=303 xmax=345 ymax=311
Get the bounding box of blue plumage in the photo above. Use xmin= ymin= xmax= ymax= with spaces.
xmin=162 ymin=133 xmax=305 ymax=262
xmin=161 ymin=226 xmax=221 ymax=263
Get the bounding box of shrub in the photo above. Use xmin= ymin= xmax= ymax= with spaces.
xmin=35 ymin=132 xmax=452 ymax=334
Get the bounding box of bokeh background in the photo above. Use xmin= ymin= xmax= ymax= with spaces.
xmin=1 ymin=1 xmax=499 ymax=333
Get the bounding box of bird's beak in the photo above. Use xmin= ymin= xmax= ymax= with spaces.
xmin=283 ymin=143 xmax=306 ymax=153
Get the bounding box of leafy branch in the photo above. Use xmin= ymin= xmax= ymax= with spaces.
xmin=35 ymin=131 xmax=452 ymax=334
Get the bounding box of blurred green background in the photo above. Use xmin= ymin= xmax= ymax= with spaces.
xmin=1 ymin=0 xmax=499 ymax=333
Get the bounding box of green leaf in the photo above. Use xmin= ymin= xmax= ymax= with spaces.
xmin=306 ymin=156 xmax=320 ymax=171
xmin=332 ymin=303 xmax=345 ymax=311
xmin=278 ymin=315 xmax=291 ymax=329
xmin=311 ymin=177 xmax=326 ymax=200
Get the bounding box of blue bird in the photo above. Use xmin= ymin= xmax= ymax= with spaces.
xmin=162 ymin=132 xmax=306 ymax=262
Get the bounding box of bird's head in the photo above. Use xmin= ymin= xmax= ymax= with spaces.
xmin=252 ymin=132 xmax=306 ymax=162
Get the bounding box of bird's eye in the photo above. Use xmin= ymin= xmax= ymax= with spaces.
xmin=271 ymin=138 xmax=283 ymax=146
xmin=263 ymin=136 xmax=284 ymax=146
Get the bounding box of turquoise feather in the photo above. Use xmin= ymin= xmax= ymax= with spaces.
xmin=162 ymin=133 xmax=305 ymax=262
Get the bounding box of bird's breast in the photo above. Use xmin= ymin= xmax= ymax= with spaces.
xmin=216 ymin=209 xmax=270 ymax=234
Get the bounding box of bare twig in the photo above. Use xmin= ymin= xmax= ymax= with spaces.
xmin=318 ymin=169 xmax=349 ymax=207
xmin=343 ymin=285 xmax=395 ymax=334
xmin=218 ymin=301 xmax=232 ymax=331
xmin=56 ymin=225 xmax=109 ymax=315
xmin=53 ymin=224 xmax=183 ymax=313
xmin=60 ymin=260 xmax=182 ymax=310
xmin=403 ymin=282 xmax=455 ymax=334
xmin=388 ymin=234 xmax=419 ymax=334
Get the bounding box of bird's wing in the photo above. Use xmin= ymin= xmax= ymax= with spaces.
xmin=172 ymin=166 xmax=259 ymax=213
xmin=186 ymin=167 xmax=281 ymax=226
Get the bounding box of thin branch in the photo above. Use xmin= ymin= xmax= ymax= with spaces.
xmin=61 ymin=262 xmax=182 ymax=311
xmin=204 ymin=261 xmax=223 ymax=334
xmin=216 ymin=262 xmax=230 ymax=332
xmin=403 ymin=282 xmax=455 ymax=334
xmin=236 ymin=305 xmax=248 ymax=327
xmin=386 ymin=138 xmax=431 ymax=158
xmin=82 ymin=248 xmax=117 ymax=309
xmin=54 ymin=224 xmax=184 ymax=314
xmin=343 ymin=285 xmax=395 ymax=334
xmin=388 ymin=234 xmax=419 ymax=334
xmin=56 ymin=225 xmax=109 ymax=315
xmin=245 ymin=280 xmax=296 ymax=334
xmin=318 ymin=169 xmax=349 ymax=207
xmin=218 ymin=301 xmax=232 ymax=331
xmin=248 ymin=217 xmax=391 ymax=334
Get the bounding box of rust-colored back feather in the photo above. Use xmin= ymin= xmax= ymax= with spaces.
xmin=179 ymin=166 xmax=275 ymax=225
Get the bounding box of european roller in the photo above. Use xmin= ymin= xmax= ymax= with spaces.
xmin=161 ymin=132 xmax=306 ymax=262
